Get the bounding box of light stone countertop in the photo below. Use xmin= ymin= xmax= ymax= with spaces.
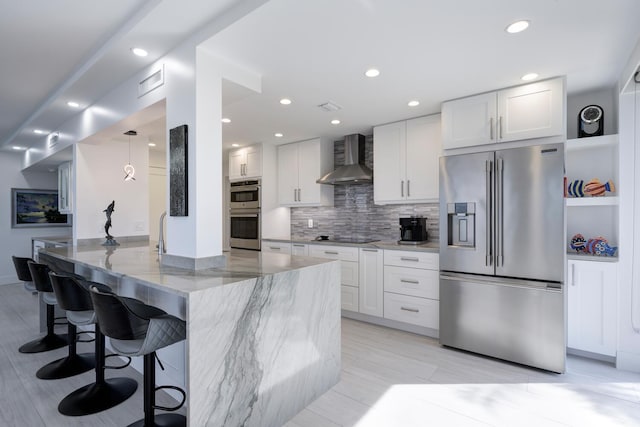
xmin=263 ymin=238 xmax=440 ymax=253
xmin=41 ymin=242 xmax=338 ymax=297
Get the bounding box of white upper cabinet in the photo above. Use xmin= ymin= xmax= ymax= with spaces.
xmin=277 ymin=138 xmax=334 ymax=207
xmin=229 ymin=144 xmax=262 ymax=181
xmin=374 ymin=114 xmax=441 ymax=204
xmin=441 ymin=92 xmax=496 ymax=149
xmin=58 ymin=161 xmax=72 ymax=214
xmin=441 ymin=78 xmax=565 ymax=149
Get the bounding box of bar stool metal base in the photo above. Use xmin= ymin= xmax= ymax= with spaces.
xmin=18 ymin=333 xmax=68 ymax=354
xmin=128 ymin=413 xmax=186 ymax=427
xmin=36 ymin=352 xmax=95 ymax=380
xmin=58 ymin=377 xmax=137 ymax=416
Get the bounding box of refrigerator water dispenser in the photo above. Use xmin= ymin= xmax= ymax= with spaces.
xmin=447 ymin=203 xmax=475 ymax=247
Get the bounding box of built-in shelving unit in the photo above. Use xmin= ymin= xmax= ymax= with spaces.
xmin=565 ymin=134 xmax=619 ymax=260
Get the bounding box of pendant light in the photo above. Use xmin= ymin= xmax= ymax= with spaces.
xmin=123 ymin=130 xmax=136 ymax=181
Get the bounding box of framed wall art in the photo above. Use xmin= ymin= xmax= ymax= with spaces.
xmin=11 ymin=188 xmax=71 ymax=228
xmin=169 ymin=124 xmax=188 ymax=216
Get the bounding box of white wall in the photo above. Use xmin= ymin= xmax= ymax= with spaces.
xmin=616 ymin=37 xmax=640 ymax=372
xmin=75 ymin=140 xmax=149 ymax=241
xmin=0 ymin=152 xmax=70 ymax=284
xmin=149 ymin=148 xmax=167 ymax=246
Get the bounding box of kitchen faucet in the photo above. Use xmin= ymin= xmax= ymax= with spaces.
xmin=158 ymin=211 xmax=167 ymax=255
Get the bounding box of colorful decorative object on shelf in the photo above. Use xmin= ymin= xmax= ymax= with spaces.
xmin=570 ymin=234 xmax=586 ymax=252
xmin=567 ymin=178 xmax=615 ymax=197
xmin=569 ymin=233 xmax=617 ymax=257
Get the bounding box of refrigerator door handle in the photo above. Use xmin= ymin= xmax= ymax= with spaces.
xmin=440 ymin=273 xmax=562 ymax=292
xmin=496 ymin=157 xmax=504 ymax=267
xmin=485 ymin=159 xmax=492 ymax=266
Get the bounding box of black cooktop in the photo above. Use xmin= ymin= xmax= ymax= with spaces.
xmin=314 ymin=238 xmax=379 ymax=244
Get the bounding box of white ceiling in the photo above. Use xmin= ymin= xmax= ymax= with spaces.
xmin=2 ymin=0 xmax=640 ymax=163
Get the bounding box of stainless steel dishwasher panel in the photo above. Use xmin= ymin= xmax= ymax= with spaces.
xmin=439 ymin=273 xmax=565 ymax=373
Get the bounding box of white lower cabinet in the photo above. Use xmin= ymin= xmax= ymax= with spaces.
xmin=261 ymin=242 xmax=291 ymax=254
xmin=384 ymin=292 xmax=439 ymax=330
xmin=291 ymin=243 xmax=308 ymax=256
xmin=359 ymin=248 xmax=384 ymax=317
xmin=567 ymin=259 xmax=617 ymax=356
xmin=383 ymin=250 xmax=440 ymax=330
xmin=341 ymin=285 xmax=359 ymax=312
xmin=308 ymin=245 xmax=359 ymax=311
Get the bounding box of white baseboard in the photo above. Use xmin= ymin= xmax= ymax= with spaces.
xmin=616 ymin=351 xmax=640 ymax=373
xmin=0 ymin=275 xmax=18 ymax=286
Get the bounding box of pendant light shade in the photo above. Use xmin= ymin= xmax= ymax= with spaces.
xmin=123 ymin=130 xmax=136 ymax=181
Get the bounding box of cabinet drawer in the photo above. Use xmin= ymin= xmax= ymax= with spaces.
xmin=384 ymin=292 xmax=439 ymax=329
xmin=309 ymin=245 xmax=359 ymax=262
xmin=341 ymin=285 xmax=359 ymax=312
xmin=262 ymin=242 xmax=291 ymax=253
xmin=384 ymin=250 xmax=439 ymax=270
xmin=384 ymin=266 xmax=439 ymax=299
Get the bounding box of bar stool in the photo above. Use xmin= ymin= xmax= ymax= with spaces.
xmin=29 ymin=268 xmax=96 ymax=380
xmin=12 ymin=255 xmax=67 ymax=353
xmin=49 ymin=273 xmax=137 ymax=415
xmin=90 ymin=286 xmax=187 ymax=427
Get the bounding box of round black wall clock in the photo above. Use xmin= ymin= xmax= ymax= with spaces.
xmin=578 ymin=105 xmax=604 ymax=138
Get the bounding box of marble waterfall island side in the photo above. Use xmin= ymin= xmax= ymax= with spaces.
xmin=39 ymin=245 xmax=341 ymax=427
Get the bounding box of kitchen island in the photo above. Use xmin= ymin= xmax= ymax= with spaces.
xmin=39 ymin=243 xmax=341 ymax=427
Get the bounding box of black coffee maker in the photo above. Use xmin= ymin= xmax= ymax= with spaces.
xmin=399 ymin=217 xmax=428 ymax=244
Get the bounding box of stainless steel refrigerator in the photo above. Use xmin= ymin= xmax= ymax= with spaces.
xmin=439 ymin=143 xmax=565 ymax=373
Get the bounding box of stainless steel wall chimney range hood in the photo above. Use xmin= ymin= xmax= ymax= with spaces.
xmin=316 ymin=134 xmax=372 ymax=185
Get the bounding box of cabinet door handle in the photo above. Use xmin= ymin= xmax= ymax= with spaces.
xmin=407 ymin=180 xmax=411 ymax=197
xmin=362 ymin=249 xmax=378 ymax=252
xmin=298 ymin=188 xmax=301 ymax=201
xmin=293 ymin=244 xmax=305 ymax=247
xmin=571 ymin=263 xmax=576 ymax=286
xmin=401 ymin=180 xmax=404 ymax=197
xmin=499 ymin=116 xmax=503 ymax=139
xmin=400 ymin=279 xmax=420 ymax=284
xmin=400 ymin=256 xmax=419 ymax=262
xmin=490 ymin=117 xmax=494 ymax=140
xmin=269 ymin=246 xmax=281 ymax=250
xmin=324 ymin=251 xmax=339 ymax=255
xmin=293 ymin=189 xmax=297 ymax=202
xmin=400 ymin=306 xmax=419 ymax=313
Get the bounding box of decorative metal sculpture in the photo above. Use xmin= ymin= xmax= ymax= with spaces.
xmin=102 ymin=200 xmax=119 ymax=246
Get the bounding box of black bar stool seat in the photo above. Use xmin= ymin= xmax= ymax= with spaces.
xmin=90 ymin=286 xmax=187 ymax=427
xmin=49 ymin=273 xmax=137 ymax=416
xmin=12 ymin=256 xmax=68 ymax=353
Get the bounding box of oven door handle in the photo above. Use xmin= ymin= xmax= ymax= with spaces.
xmin=230 ymin=213 xmax=259 ymax=218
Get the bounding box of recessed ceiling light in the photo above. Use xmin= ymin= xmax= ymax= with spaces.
xmin=274 ymin=133 xmax=283 ymax=138
xmin=231 ymin=143 xmax=240 ymax=147
xmin=408 ymin=100 xmax=420 ymax=107
xmin=221 ymin=117 xmax=231 ymax=123
xmin=331 ymin=119 xmax=341 ymax=125
xmin=12 ymin=146 xmax=24 ymax=150
xmin=67 ymin=101 xmax=80 ymax=108
xmin=521 ymin=72 xmax=539 ymax=81
xmin=279 ymin=98 xmax=292 ymax=105
xmin=131 ymin=47 xmax=148 ymax=57
xmin=34 ymin=129 xmax=45 ymax=134
xmin=148 ymin=142 xmax=156 ymax=147
xmin=506 ymin=20 xmax=530 ymax=34
xmin=365 ymin=68 xmax=380 ymax=78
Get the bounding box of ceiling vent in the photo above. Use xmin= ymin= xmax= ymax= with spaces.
xmin=317 ymin=101 xmax=342 ymax=112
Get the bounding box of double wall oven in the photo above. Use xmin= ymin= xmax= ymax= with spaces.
xmin=229 ymin=180 xmax=261 ymax=250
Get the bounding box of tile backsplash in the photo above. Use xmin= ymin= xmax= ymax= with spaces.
xmin=290 ymin=135 xmax=439 ymax=242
